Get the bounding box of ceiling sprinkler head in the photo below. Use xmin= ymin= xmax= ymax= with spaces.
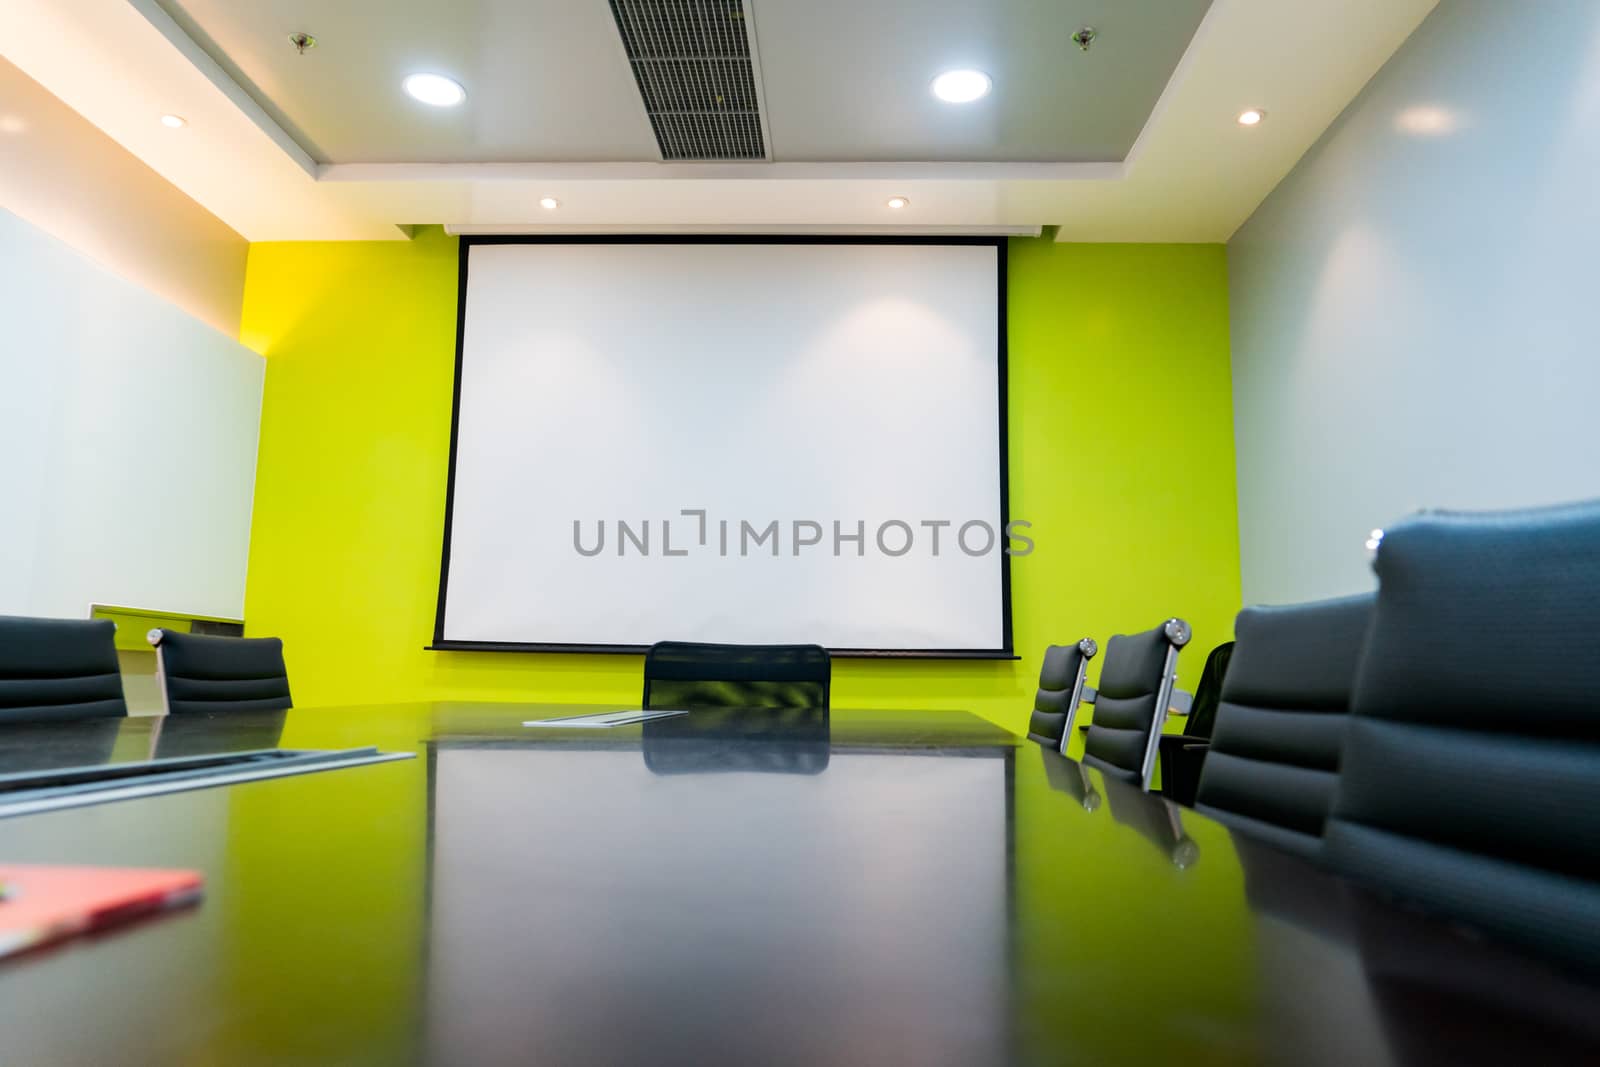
xmin=1072 ymin=26 xmax=1096 ymax=52
xmin=289 ymin=32 xmax=317 ymax=55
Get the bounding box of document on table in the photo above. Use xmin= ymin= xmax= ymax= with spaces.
xmin=523 ymin=709 xmax=689 ymax=728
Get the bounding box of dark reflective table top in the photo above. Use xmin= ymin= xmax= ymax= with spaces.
xmin=0 ymin=703 xmax=1595 ymax=1066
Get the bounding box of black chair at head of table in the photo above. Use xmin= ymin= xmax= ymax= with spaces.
xmin=642 ymin=641 xmax=830 ymax=710
xmin=0 ymin=614 xmax=127 ymax=725
xmin=1322 ymin=499 xmax=1600 ymax=976
xmin=1025 ymin=638 xmax=1097 ymax=753
xmin=1081 ymin=618 xmax=1190 ymax=791
xmin=1191 ymin=593 xmax=1374 ymax=859
xmin=147 ymin=629 xmax=292 ymax=715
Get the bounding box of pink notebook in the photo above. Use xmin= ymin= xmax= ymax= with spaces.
xmin=0 ymin=864 xmax=203 ymax=960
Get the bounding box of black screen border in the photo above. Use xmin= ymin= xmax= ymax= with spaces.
xmin=430 ymin=234 xmax=1015 ymax=660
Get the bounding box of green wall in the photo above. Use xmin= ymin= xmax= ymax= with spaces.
xmin=241 ymin=229 xmax=1240 ymax=736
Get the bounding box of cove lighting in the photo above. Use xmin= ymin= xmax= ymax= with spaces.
xmin=404 ymin=73 xmax=467 ymax=108
xmin=931 ymin=69 xmax=991 ymax=104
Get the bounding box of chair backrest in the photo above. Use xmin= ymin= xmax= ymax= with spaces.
xmin=642 ymin=642 xmax=830 ymax=710
xmin=1025 ymin=639 xmax=1097 ymax=751
xmin=1322 ymin=500 xmax=1600 ymax=973
xmin=149 ymin=629 xmax=292 ymax=715
xmin=1183 ymin=641 xmax=1235 ymax=740
xmin=1194 ymin=594 xmax=1373 ymax=858
xmin=1082 ymin=619 xmax=1189 ymax=789
xmin=0 ymin=615 xmax=127 ymax=724
xmin=1153 ymin=640 xmax=1236 ymax=807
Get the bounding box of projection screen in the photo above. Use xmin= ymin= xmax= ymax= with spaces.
xmin=434 ymin=237 xmax=1012 ymax=656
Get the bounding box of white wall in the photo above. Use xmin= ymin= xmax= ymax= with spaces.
xmin=0 ymin=207 xmax=263 ymax=621
xmin=1227 ymin=0 xmax=1600 ymax=604
xmin=0 ymin=56 xmax=246 ymax=336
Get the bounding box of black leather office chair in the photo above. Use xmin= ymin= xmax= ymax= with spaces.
xmin=1179 ymin=641 xmax=1233 ymax=742
xmin=148 ymin=629 xmax=292 ymax=715
xmin=1322 ymin=500 xmax=1600 ymax=974
xmin=1155 ymin=640 xmax=1234 ymax=806
xmin=0 ymin=615 xmax=127 ymax=724
xmin=1192 ymin=594 xmax=1373 ymax=858
xmin=1025 ymin=639 xmax=1097 ymax=752
xmin=1081 ymin=618 xmax=1190 ymax=790
xmin=642 ymin=641 xmax=830 ymax=710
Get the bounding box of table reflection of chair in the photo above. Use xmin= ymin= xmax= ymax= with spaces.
xmin=1232 ymin=832 xmax=1600 ymax=1061
xmin=0 ymin=718 xmax=125 ymax=774
xmin=1102 ymin=774 xmax=1200 ymax=869
xmin=1350 ymin=887 xmax=1600 ymax=1061
xmin=1038 ymin=749 xmax=1101 ymax=812
xmin=153 ymin=709 xmax=287 ymax=759
xmin=642 ymin=707 xmax=829 ymax=776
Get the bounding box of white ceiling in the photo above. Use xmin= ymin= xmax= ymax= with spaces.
xmin=754 ymin=0 xmax=1208 ymax=164
xmin=151 ymin=0 xmax=1211 ymax=165
xmin=0 ymin=0 xmax=1437 ymax=241
xmin=155 ymin=0 xmax=662 ymax=164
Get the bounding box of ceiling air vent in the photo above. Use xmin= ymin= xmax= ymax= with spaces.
xmin=609 ymin=0 xmax=767 ymax=161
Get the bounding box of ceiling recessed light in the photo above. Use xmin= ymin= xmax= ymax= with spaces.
xmin=1396 ymin=106 xmax=1457 ymax=136
xmin=886 ymin=196 xmax=910 ymax=210
xmin=160 ymin=114 xmax=187 ymax=129
xmin=1237 ymin=108 xmax=1265 ymax=127
xmin=539 ymin=197 xmax=560 ymax=210
xmin=404 ymin=72 xmax=467 ymax=108
xmin=931 ymin=69 xmax=991 ymax=104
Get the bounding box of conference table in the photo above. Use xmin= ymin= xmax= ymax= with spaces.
xmin=0 ymin=703 xmax=1595 ymax=1065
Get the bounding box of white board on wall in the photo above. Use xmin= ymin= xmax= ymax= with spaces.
xmin=436 ymin=239 xmax=1011 ymax=655
xmin=0 ymin=208 xmax=263 ymax=621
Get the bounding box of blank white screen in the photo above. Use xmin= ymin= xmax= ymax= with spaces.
xmin=442 ymin=241 xmax=1005 ymax=650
